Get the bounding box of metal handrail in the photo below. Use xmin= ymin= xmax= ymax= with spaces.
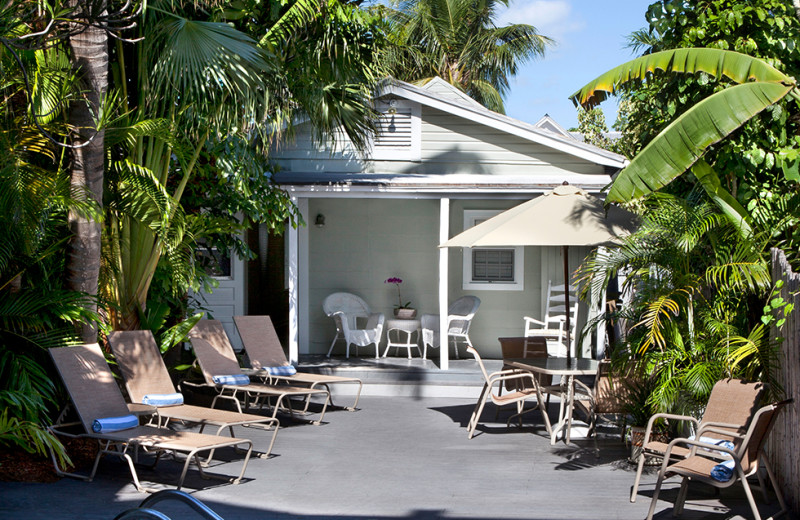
xmin=112 ymin=490 xmax=225 ymax=520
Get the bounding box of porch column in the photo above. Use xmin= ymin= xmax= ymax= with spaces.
xmin=439 ymin=198 xmax=450 ymax=370
xmin=287 ymin=197 xmax=308 ymax=363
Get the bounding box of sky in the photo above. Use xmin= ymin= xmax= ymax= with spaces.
xmin=495 ymin=1 xmax=652 ymax=130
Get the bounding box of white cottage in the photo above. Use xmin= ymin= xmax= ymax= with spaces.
xmin=207 ymin=77 xmax=626 ymax=367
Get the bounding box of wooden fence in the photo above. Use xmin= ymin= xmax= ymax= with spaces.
xmin=769 ymin=248 xmax=800 ymax=511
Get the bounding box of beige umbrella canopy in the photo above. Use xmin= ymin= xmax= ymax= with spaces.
xmin=441 ymin=184 xmax=637 ymax=363
xmin=441 ymin=184 xmax=636 ymax=249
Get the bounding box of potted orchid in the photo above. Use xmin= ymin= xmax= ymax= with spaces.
xmin=385 ymin=277 xmax=416 ymax=319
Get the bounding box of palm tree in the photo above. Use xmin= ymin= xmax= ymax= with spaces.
xmin=65 ymin=0 xmax=108 ymax=342
xmin=102 ymin=0 xmax=388 ymax=330
xmin=387 ymin=0 xmax=552 ymax=113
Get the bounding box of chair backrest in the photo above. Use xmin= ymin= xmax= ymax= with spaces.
xmin=50 ymin=344 xmax=133 ymax=434
xmin=189 ymin=320 xmax=244 ymax=384
xmin=323 ymin=292 xmax=371 ymax=318
xmin=543 ymin=281 xmax=579 ymax=329
xmin=233 ymin=315 xmax=289 ymax=369
xmin=448 ymin=296 xmax=480 ymax=334
xmin=498 ymin=337 xmax=547 ymax=359
xmin=420 ymin=314 xmax=438 ymax=332
xmin=466 ymin=345 xmax=493 ymax=387
xmin=592 ymin=360 xmax=636 ymax=414
xmin=421 ymin=314 xmax=440 ymax=348
xmin=735 ymin=399 xmax=790 ymax=475
xmin=108 ymin=330 xmax=177 ymax=403
xmin=700 ymin=379 xmax=765 ymax=439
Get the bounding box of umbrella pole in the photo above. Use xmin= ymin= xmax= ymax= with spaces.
xmin=563 ymin=245 xmax=572 ymax=366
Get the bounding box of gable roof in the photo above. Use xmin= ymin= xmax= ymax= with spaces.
xmin=533 ymin=114 xmax=575 ymax=139
xmin=417 ymin=77 xmax=487 ymax=110
xmin=375 ymin=78 xmax=627 ymax=169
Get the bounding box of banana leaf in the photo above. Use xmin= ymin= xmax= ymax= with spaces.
xmin=606 ymin=81 xmax=793 ymax=202
xmin=570 ymin=48 xmax=792 ymax=108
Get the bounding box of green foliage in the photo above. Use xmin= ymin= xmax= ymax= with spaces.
xmin=571 ymin=107 xmax=619 ymax=154
xmin=574 ymin=0 xmax=800 ymax=267
xmin=99 ymin=0 xmax=386 ymax=334
xmin=0 ymin=40 xmax=100 ymax=462
xmin=0 ymin=409 xmax=71 ymax=469
xmin=383 ymin=0 xmax=552 ymax=113
xmin=580 ymin=192 xmax=771 ymax=414
xmin=572 ymin=48 xmax=797 ymax=203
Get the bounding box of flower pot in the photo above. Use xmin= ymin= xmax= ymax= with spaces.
xmin=394 ymin=308 xmax=417 ymax=319
xmin=628 ymin=426 xmax=668 ymax=465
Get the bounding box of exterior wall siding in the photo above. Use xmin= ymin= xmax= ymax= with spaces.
xmin=274 ymin=105 xmax=606 ymax=177
xmin=307 ymin=198 xmax=440 ymax=355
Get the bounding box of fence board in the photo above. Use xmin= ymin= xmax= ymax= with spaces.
xmin=770 ymin=248 xmax=800 ymax=512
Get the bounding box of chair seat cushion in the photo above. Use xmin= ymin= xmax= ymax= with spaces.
xmin=92 ymin=414 xmax=139 ymax=433
xmin=212 ymin=374 xmax=250 ymax=385
xmin=141 ymin=392 xmax=184 ymax=406
xmin=265 ymin=365 xmax=297 ymax=376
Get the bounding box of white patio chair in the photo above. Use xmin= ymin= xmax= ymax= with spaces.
xmin=323 ymin=292 xmax=384 ymax=357
xmin=332 ymin=311 xmax=384 ymax=359
xmin=420 ymin=295 xmax=481 ymax=359
xmin=523 ymin=280 xmax=578 ymax=357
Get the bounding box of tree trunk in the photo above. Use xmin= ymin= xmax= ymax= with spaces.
xmin=65 ymin=1 xmax=108 ymax=342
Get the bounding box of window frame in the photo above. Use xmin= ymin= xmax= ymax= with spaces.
xmin=462 ymin=210 xmax=524 ymax=291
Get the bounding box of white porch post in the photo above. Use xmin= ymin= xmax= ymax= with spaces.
xmin=439 ymin=198 xmax=450 ymax=370
xmin=288 ymin=196 xmax=308 ymax=363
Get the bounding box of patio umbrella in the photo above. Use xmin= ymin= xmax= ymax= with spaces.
xmin=440 ymin=183 xmax=637 ymax=364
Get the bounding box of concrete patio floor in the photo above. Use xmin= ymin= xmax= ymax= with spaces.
xmin=1 ymin=395 xmax=793 ymax=520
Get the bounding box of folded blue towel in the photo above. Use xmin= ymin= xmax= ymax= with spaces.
xmin=141 ymin=392 xmax=184 ymax=406
xmin=710 ymin=459 xmax=735 ymax=482
xmin=265 ymin=365 xmax=297 ymax=376
xmin=212 ymin=374 xmax=250 ymax=386
xmin=92 ymin=414 xmax=139 ymax=433
xmin=689 ymin=435 xmax=736 ymax=453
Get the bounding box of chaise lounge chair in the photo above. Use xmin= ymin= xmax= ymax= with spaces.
xmin=49 ymin=344 xmax=253 ymax=492
xmin=233 ymin=315 xmax=363 ymax=411
xmin=108 ymin=330 xmax=279 ymax=458
xmin=188 ymin=320 xmax=330 ymax=425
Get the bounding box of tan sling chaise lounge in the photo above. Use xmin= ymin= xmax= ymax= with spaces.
xmin=49 ymin=344 xmax=253 ymax=492
xmin=189 ymin=321 xmax=330 ymax=424
xmin=108 ymin=330 xmax=279 ymax=457
xmin=234 ymin=315 xmax=363 ymax=411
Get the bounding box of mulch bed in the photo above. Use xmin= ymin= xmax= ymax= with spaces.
xmin=0 ymin=437 xmax=98 ymax=483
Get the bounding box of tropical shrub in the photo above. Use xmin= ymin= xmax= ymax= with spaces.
xmin=580 ymin=192 xmax=772 ymax=414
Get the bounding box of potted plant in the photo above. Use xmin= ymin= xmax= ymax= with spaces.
xmin=385 ymin=277 xmax=416 ymax=318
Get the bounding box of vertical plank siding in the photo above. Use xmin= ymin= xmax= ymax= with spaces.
xmin=770 ymin=248 xmax=799 ymax=512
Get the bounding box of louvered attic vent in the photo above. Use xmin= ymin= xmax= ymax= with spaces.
xmin=374 ymin=108 xmax=413 ymax=149
xmin=367 ymin=101 xmax=421 ymax=160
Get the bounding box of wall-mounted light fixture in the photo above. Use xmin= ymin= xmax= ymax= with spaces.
xmin=315 ymin=214 xmax=326 ymax=228
xmin=386 ymin=98 xmax=397 ymax=115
